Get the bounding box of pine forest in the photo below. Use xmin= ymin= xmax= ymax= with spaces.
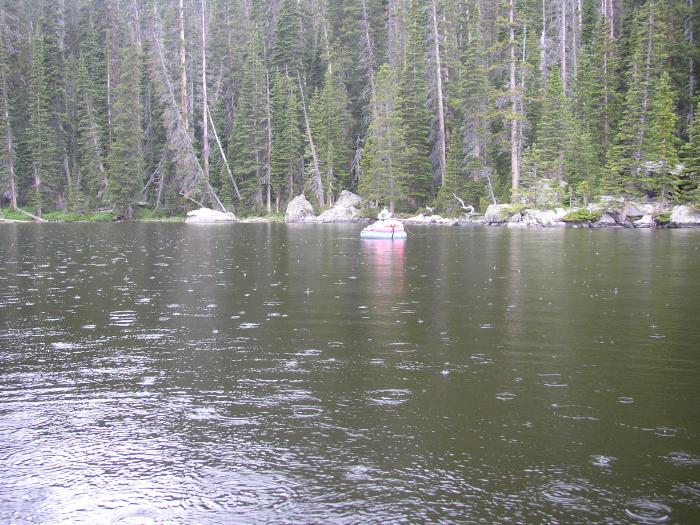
xmin=0 ymin=0 xmax=699 ymax=220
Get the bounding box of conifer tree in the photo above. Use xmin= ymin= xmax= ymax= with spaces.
xmin=75 ymin=52 xmax=106 ymax=209
xmin=359 ymin=64 xmax=409 ymax=212
xmin=641 ymin=72 xmax=679 ymax=200
xmin=524 ymin=68 xmax=573 ymax=184
xmin=26 ymin=32 xmax=55 ymax=214
xmin=309 ymin=65 xmax=351 ymax=204
xmin=270 ymin=70 xmax=302 ymax=207
xmin=397 ymin=0 xmax=432 ymax=207
xmin=226 ymin=35 xmax=266 ymax=208
xmin=108 ymin=44 xmax=143 ymax=219
xmin=679 ymin=100 xmax=700 ymax=204
xmin=608 ymin=0 xmax=669 ymax=192
xmin=273 ymin=0 xmax=304 ymax=75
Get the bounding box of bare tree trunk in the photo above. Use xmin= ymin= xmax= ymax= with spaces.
xmin=636 ymin=0 xmax=655 ymax=170
xmin=509 ymin=0 xmax=521 ymax=200
xmin=179 ymin=0 xmax=188 ymax=129
xmin=208 ymin=106 xmax=241 ymax=200
xmin=201 ymin=0 xmax=209 ymax=180
xmin=264 ymin=67 xmax=272 ymax=213
xmin=298 ymin=73 xmax=323 ymax=205
xmin=1 ymin=66 xmax=16 ymax=210
xmin=561 ymin=0 xmax=567 ymax=91
xmin=360 ymin=0 xmax=376 ymax=104
xmin=430 ymin=0 xmax=446 ymax=187
xmin=687 ymin=0 xmax=696 ymax=125
xmin=540 ymin=0 xmax=547 ymax=81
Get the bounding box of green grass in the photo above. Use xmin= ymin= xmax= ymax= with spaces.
xmin=0 ymin=208 xmax=32 ymax=221
xmin=42 ymin=210 xmax=115 ymax=222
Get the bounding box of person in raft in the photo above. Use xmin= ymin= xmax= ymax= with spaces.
xmin=378 ymin=208 xmax=391 ymax=220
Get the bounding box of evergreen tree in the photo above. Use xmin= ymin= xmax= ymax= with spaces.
xmin=679 ymin=100 xmax=700 ymax=204
xmin=270 ymin=70 xmax=302 ymax=206
xmin=309 ymin=65 xmax=351 ymax=204
xmin=608 ymin=0 xmax=669 ymax=193
xmin=640 ymin=72 xmax=680 ymax=200
xmin=75 ymin=51 xmax=106 ymax=209
xmin=108 ymin=44 xmax=143 ymax=219
xmin=437 ymin=10 xmax=491 ymax=212
xmin=523 ymin=68 xmax=573 ymax=185
xmin=397 ymin=0 xmax=432 ymax=207
xmin=26 ymin=32 xmax=55 ymax=214
xmin=359 ymin=64 xmax=409 ymax=211
xmin=273 ymin=0 xmax=304 ymax=75
xmin=226 ymin=34 xmax=266 ymax=208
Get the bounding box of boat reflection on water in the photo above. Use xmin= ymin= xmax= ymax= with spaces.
xmin=361 ymin=237 xmax=406 ymax=304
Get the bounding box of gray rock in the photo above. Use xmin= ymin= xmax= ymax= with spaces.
xmin=507 ymin=212 xmax=522 ymax=223
xmin=318 ymin=205 xmax=359 ymax=223
xmin=598 ymin=213 xmax=618 ymax=226
xmin=334 ymin=190 xmax=363 ymax=209
xmin=670 ymin=205 xmax=700 ymax=227
xmin=633 ymin=215 xmax=654 ymax=228
xmin=525 ymin=209 xmax=565 ymax=227
xmin=484 ymin=204 xmax=511 ymax=224
xmin=624 ymin=202 xmax=645 ymax=217
xmin=185 ymin=207 xmax=236 ymax=223
xmin=316 ymin=191 xmax=363 ymax=223
xmin=285 ymin=194 xmax=316 ymax=223
xmin=405 ymin=213 xmax=452 ymax=224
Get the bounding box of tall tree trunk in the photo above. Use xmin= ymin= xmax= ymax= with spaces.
xmin=509 ymin=0 xmax=521 ymax=200
xmin=561 ymin=0 xmax=567 ymax=91
xmin=687 ymin=0 xmax=696 ymax=125
xmin=541 ymin=0 xmax=547 ymax=81
xmin=360 ymin=0 xmax=376 ymax=105
xmin=264 ymin=67 xmax=272 ymax=213
xmin=179 ymin=0 xmax=188 ymax=129
xmin=636 ymin=0 xmax=655 ymax=170
xmin=430 ymin=0 xmax=446 ymax=187
xmin=298 ymin=74 xmax=322 ymax=204
xmin=1 ymin=62 xmax=16 ymax=210
xmin=201 ymin=0 xmax=209 ymax=180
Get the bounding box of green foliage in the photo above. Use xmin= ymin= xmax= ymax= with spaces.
xmin=653 ymin=212 xmax=671 ymax=225
xmin=309 ymin=66 xmax=351 ymax=204
xmin=107 ymin=44 xmax=143 ymax=219
xmin=271 ymin=70 xmax=302 ymax=204
xmin=359 ymin=64 xmax=410 ymax=211
xmin=563 ymin=209 xmax=604 ymax=223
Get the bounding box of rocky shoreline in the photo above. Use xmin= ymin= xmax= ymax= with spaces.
xmin=282 ymin=191 xmax=700 ymax=229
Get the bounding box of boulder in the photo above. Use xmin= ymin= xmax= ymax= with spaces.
xmin=670 ymin=205 xmax=700 ymax=227
xmin=597 ymin=213 xmax=618 ymax=226
xmin=484 ymin=204 xmax=511 ymax=224
xmin=317 ymin=191 xmax=363 ymax=223
xmin=185 ymin=207 xmax=236 ymax=223
xmin=405 ymin=213 xmax=454 ymax=224
xmin=334 ymin=190 xmax=363 ymax=209
xmin=318 ymin=205 xmax=360 ymax=223
xmin=624 ymin=202 xmax=646 ymax=217
xmin=507 ymin=212 xmax=522 ymax=223
xmin=633 ymin=215 xmax=654 ymax=228
xmin=285 ymin=195 xmax=316 ymax=223
xmin=525 ymin=209 xmax=565 ymax=227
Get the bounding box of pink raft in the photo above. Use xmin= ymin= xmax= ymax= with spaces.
xmin=360 ymin=218 xmax=407 ymax=240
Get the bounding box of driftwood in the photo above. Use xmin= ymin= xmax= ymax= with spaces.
xmin=17 ymin=208 xmax=47 ymax=223
xmin=453 ymin=194 xmax=475 ymax=216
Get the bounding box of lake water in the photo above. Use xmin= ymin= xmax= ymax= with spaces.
xmin=1 ymin=223 xmax=699 ymax=524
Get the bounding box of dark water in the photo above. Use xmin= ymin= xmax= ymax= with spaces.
xmin=1 ymin=223 xmax=699 ymax=524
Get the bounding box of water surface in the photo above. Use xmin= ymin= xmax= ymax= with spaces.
xmin=1 ymin=223 xmax=699 ymax=523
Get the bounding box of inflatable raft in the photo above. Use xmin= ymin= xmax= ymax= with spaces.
xmin=360 ymin=218 xmax=407 ymax=239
